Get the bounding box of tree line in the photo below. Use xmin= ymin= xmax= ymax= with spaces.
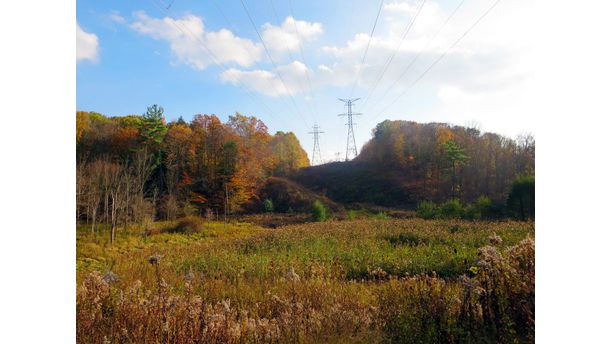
xmin=76 ymin=105 xmax=309 ymax=241
xmin=358 ymin=120 xmax=535 ymax=203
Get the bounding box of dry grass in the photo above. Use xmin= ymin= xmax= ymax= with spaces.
xmin=77 ymin=218 xmax=534 ymax=343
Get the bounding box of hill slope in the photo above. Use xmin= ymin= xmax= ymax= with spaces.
xmin=292 ymin=161 xmax=422 ymax=207
xmin=290 ymin=120 xmax=534 ymax=207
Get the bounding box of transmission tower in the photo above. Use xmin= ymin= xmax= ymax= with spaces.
xmin=308 ymin=124 xmax=324 ymax=165
xmin=338 ymin=98 xmax=362 ymax=161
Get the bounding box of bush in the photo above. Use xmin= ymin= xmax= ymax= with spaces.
xmin=166 ymin=216 xmax=203 ymax=234
xmin=311 ymin=200 xmax=327 ymax=222
xmin=475 ymin=195 xmax=493 ymax=218
xmin=373 ymin=211 xmax=389 ymax=220
xmin=507 ymin=175 xmax=535 ymax=220
xmin=462 ymin=204 xmax=481 ymax=220
xmin=416 ymin=201 xmax=438 ymax=219
xmin=439 ymin=199 xmax=463 ymax=219
xmin=263 ymin=199 xmax=274 ymax=213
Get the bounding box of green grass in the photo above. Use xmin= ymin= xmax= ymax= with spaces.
xmin=77 ymin=217 xmax=534 ymax=343
xmin=78 ymin=218 xmax=533 ymax=284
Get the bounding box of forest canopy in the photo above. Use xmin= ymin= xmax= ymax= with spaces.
xmin=358 ymin=120 xmax=535 ymax=203
xmin=77 ymin=109 xmax=535 ymax=241
xmin=293 ymin=120 xmax=534 ymax=208
xmin=77 ymin=106 xmax=310 ymax=237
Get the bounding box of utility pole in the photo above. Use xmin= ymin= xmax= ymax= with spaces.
xmin=308 ymin=124 xmax=324 ymax=165
xmin=338 ymin=98 xmax=362 ymax=161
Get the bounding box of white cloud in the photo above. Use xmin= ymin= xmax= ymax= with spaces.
xmin=220 ymin=61 xmax=312 ymax=97
xmin=110 ymin=11 xmax=126 ymax=24
xmin=130 ymin=11 xmax=263 ymax=70
xmin=262 ymin=16 xmax=323 ymax=52
xmin=319 ymin=0 xmax=534 ymax=103
xmin=76 ymin=22 xmax=99 ymax=63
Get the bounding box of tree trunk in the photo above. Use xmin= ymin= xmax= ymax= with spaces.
xmin=91 ymin=207 xmax=97 ymax=234
xmin=110 ymin=192 xmax=117 ymax=244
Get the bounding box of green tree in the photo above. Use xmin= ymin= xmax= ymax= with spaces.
xmin=439 ymin=199 xmax=463 ymax=219
xmin=139 ymin=104 xmax=168 ymax=170
xmin=416 ymin=201 xmax=438 ymax=219
xmin=507 ymin=175 xmax=535 ymax=220
xmin=312 ymin=200 xmax=327 ymax=222
xmin=140 ymin=105 xmax=168 ymax=147
xmin=443 ymin=140 xmax=469 ymax=198
xmin=263 ymin=199 xmax=274 ymax=213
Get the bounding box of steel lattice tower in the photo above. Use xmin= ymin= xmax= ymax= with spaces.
xmin=338 ymin=98 xmax=362 ymax=161
xmin=308 ymin=124 xmax=324 ymax=165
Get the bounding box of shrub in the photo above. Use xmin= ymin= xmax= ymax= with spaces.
xmin=347 ymin=209 xmax=357 ymax=220
xmin=373 ymin=211 xmax=389 ymax=220
xmin=507 ymin=175 xmax=535 ymax=220
xmin=416 ymin=201 xmax=438 ymax=219
xmin=263 ymin=199 xmax=274 ymax=213
xmin=475 ymin=195 xmax=493 ymax=218
xmin=166 ymin=216 xmax=203 ymax=234
xmin=439 ymin=199 xmax=463 ymax=219
xmin=462 ymin=204 xmax=481 ymax=220
xmin=182 ymin=203 xmax=198 ymax=217
xmin=311 ymin=200 xmax=327 ymax=222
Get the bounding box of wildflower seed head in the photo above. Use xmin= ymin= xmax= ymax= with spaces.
xmin=488 ymin=233 xmax=503 ymax=246
xmin=368 ymin=267 xmax=389 ymax=280
xmin=102 ymin=271 xmax=119 ymax=284
xmin=458 ymin=274 xmax=477 ymax=289
xmin=477 ymin=245 xmax=502 ymax=268
xmin=184 ymin=270 xmax=195 ymax=283
xmin=221 ymin=299 xmax=231 ymax=312
xmin=286 ymin=267 xmax=300 ymax=282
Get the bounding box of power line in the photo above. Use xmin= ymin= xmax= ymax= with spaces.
xmin=308 ymin=124 xmax=324 ymax=165
xmin=360 ymin=0 xmax=427 ymax=111
xmin=149 ymin=0 xmax=291 ymax=128
xmin=288 ymin=0 xmax=321 ymax=123
xmin=363 ymin=0 xmax=466 ymax=115
xmin=348 ymin=0 xmax=385 ymax=98
xmin=338 ymin=98 xmax=362 ymax=160
xmin=238 ymin=0 xmax=312 ymax=127
xmin=210 ymin=0 xmax=268 ymax=72
xmin=368 ymin=0 xmax=504 ymax=125
xmin=208 ymin=0 xmax=300 ymax=129
xmin=269 ymin=0 xmax=318 ymax=123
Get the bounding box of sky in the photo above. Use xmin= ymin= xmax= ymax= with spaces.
xmin=77 ymin=0 xmax=536 ymax=163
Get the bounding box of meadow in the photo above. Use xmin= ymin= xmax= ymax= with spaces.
xmin=77 ymin=217 xmax=534 ymax=343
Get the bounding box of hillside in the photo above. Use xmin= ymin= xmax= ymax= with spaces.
xmin=289 ymin=120 xmax=535 ymax=208
xmin=76 ymin=109 xmax=535 ymax=221
xmin=247 ymin=176 xmax=340 ymax=212
xmin=292 ymin=161 xmax=421 ymax=207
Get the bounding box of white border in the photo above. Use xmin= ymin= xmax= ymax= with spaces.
xmin=1 ymin=0 xmax=612 ymax=342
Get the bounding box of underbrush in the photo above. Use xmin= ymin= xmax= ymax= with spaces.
xmin=163 ymin=216 xmax=204 ymax=234
xmin=417 ymin=197 xmax=505 ymax=220
xmin=378 ymin=239 xmax=534 ymax=343
xmin=77 ymin=218 xmax=534 ymax=343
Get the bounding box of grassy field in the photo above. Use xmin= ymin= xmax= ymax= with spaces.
xmin=77 ymin=217 xmax=534 ymax=343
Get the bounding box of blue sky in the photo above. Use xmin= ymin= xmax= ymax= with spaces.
xmin=77 ymin=0 xmax=535 ymax=163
